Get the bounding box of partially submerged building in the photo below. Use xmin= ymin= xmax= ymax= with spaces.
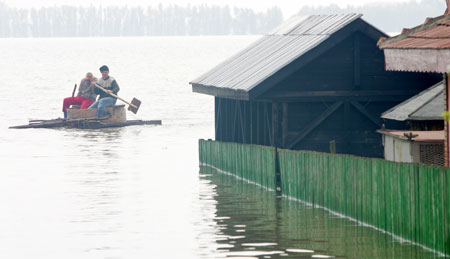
xmin=378 ymin=4 xmax=450 ymax=165
xmin=192 ymin=14 xmax=439 ymax=158
xmin=378 ymin=81 xmax=445 ymax=166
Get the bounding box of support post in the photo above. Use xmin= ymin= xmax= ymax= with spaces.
xmin=353 ymin=33 xmax=361 ymax=90
xmin=256 ymin=102 xmax=261 ymax=144
xmin=215 ymin=97 xmax=221 ymax=141
xmin=232 ymin=100 xmax=238 ymax=142
xmin=272 ymin=103 xmax=280 ymax=147
xmin=282 ymin=103 xmax=288 ymax=148
xmin=445 ymin=74 xmax=450 ymax=167
xmin=250 ymin=101 xmax=253 ymax=144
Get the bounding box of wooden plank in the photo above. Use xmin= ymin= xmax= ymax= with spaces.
xmin=350 ymin=101 xmax=383 ymax=127
xmin=238 ymin=101 xmax=246 ymax=143
xmin=354 ymin=33 xmax=361 ymax=89
xmin=272 ymin=102 xmax=280 ymax=147
xmin=263 ymin=102 xmax=273 ymax=146
xmin=232 ymin=100 xmax=238 ymax=141
xmin=250 ymin=101 xmax=253 ymax=144
xmin=288 ymin=101 xmax=344 ymax=149
xmin=256 ymin=102 xmax=261 ymax=144
xmin=224 ymin=99 xmax=231 ymax=142
xmin=261 ymin=103 xmax=269 ymax=145
xmin=259 ymin=95 xmax=418 ymax=103
xmin=215 ymin=97 xmax=221 ymax=140
xmin=343 ymin=101 xmax=350 ymax=153
xmin=263 ymin=90 xmax=421 ymax=98
xmin=282 ymin=103 xmax=288 ymax=148
xmin=445 ymin=74 xmax=450 ymax=167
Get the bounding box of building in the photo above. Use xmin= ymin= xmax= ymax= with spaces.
xmin=382 ymin=81 xmax=444 ymax=130
xmin=378 ymin=81 xmax=445 ymax=166
xmin=378 ymin=130 xmax=444 ymax=166
xmin=191 ymin=14 xmax=440 ymax=158
xmin=378 ymin=3 xmax=450 ymax=165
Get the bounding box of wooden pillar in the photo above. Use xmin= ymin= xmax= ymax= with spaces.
xmin=353 ymin=33 xmax=361 ymax=90
xmin=238 ymin=101 xmax=246 ymax=143
xmin=272 ymin=102 xmax=280 ymax=147
xmin=263 ymin=103 xmax=268 ymax=145
xmin=445 ymin=74 xmax=450 ymax=167
xmin=232 ymin=100 xmax=238 ymax=142
xmin=255 ymin=102 xmax=259 ymax=144
xmin=282 ymin=103 xmax=288 ymax=148
xmin=215 ymin=97 xmax=221 ymax=141
xmin=343 ymin=100 xmax=350 ymax=154
xmin=225 ymin=99 xmax=231 ymax=142
xmin=250 ymin=101 xmax=253 ymax=144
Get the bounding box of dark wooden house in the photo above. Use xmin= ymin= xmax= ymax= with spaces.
xmin=191 ymin=14 xmax=440 ymax=157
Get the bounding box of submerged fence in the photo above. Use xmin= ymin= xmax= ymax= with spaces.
xmin=198 ymin=140 xmax=450 ymax=256
xmin=199 ymin=140 xmax=276 ymax=190
xmin=278 ymin=149 xmax=450 ymax=256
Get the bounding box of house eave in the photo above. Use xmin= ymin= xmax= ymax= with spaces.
xmin=383 ymin=48 xmax=450 ymax=73
xmin=191 ymin=83 xmax=250 ymax=100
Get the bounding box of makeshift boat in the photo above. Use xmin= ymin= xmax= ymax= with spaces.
xmin=10 ymin=105 xmax=161 ymax=129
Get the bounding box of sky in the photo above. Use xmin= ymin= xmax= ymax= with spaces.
xmin=1 ymin=0 xmax=418 ymax=18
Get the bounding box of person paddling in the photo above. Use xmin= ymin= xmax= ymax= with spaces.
xmin=89 ymin=65 xmax=120 ymax=119
xmin=62 ymin=72 xmax=97 ymax=118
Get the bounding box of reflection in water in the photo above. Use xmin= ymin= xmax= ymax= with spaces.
xmin=199 ymin=166 xmax=438 ymax=259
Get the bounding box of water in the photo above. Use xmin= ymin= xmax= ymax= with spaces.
xmin=0 ymin=36 xmax=439 ymax=258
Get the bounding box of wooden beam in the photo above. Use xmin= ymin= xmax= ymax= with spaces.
xmin=256 ymin=102 xmax=260 ymax=144
xmin=259 ymin=95 xmax=417 ymax=103
xmin=343 ymin=101 xmax=350 ymax=153
xmin=215 ymin=97 xmax=221 ymax=140
xmin=350 ymin=101 xmax=383 ymax=127
xmin=353 ymin=33 xmax=361 ymax=89
xmin=264 ymin=103 xmax=273 ymax=146
xmin=263 ymin=90 xmax=421 ymax=99
xmin=263 ymin=103 xmax=268 ymax=145
xmin=272 ymin=103 xmax=280 ymax=147
xmin=238 ymin=101 xmax=246 ymax=143
xmin=282 ymin=103 xmax=288 ymax=148
xmin=232 ymin=100 xmax=238 ymax=141
xmin=250 ymin=101 xmax=253 ymax=144
xmin=445 ymin=74 xmax=449 ymax=167
xmin=288 ymin=101 xmax=344 ymax=149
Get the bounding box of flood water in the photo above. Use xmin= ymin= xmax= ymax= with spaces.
xmin=0 ymin=36 xmax=439 ymax=258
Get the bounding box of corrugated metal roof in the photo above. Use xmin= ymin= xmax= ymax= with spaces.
xmin=191 ymin=14 xmax=363 ymax=97
xmin=382 ymin=81 xmax=444 ymax=121
xmin=380 ymin=15 xmax=450 ymax=50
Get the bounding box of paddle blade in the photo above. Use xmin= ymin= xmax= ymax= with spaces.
xmin=128 ymin=98 xmax=141 ymax=114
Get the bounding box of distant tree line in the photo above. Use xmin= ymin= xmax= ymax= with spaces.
xmin=298 ymin=0 xmax=446 ymax=33
xmin=0 ymin=2 xmax=283 ymax=37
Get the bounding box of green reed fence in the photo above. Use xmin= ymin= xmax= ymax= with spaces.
xmin=278 ymin=149 xmax=450 ymax=256
xmin=199 ymin=139 xmax=276 ymax=190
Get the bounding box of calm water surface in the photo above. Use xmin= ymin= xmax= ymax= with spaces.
xmin=0 ymin=36 xmax=439 ymax=258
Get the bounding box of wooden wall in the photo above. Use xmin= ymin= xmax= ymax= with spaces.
xmin=215 ymin=32 xmax=441 ymax=158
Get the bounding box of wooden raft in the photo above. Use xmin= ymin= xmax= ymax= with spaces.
xmin=10 ymin=105 xmax=162 ymax=129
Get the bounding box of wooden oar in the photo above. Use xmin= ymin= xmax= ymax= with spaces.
xmin=94 ymin=83 xmax=141 ymax=114
xmin=72 ymin=84 xmax=77 ymax=97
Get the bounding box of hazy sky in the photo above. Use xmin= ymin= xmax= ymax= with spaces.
xmin=1 ymin=0 xmax=418 ymax=17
